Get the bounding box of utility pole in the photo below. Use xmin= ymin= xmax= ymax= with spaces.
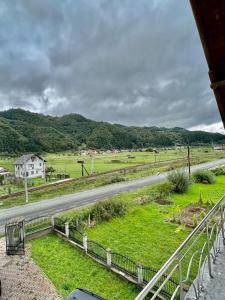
xmin=77 ymin=160 xmax=89 ymax=177
xmin=187 ymin=145 xmax=191 ymax=180
xmin=24 ymin=166 xmax=29 ymax=203
xmin=91 ymin=157 xmax=95 ymax=175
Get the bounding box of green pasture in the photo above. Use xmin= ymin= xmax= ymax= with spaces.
xmin=31 ymin=235 xmax=139 ymax=300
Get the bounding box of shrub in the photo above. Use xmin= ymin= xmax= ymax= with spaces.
xmin=157 ymin=182 xmax=173 ymax=198
xmin=168 ymin=170 xmax=189 ymax=194
xmin=192 ymin=170 xmax=215 ymax=184
xmin=103 ymin=175 xmax=126 ymax=185
xmin=93 ymin=199 xmax=127 ymax=222
xmin=211 ymin=167 xmax=225 ymax=176
xmin=60 ymin=198 xmax=128 ymax=230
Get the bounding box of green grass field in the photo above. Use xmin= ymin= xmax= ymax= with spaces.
xmin=59 ymin=176 xmax=225 ymax=268
xmin=1 ymin=147 xmax=224 ymax=179
xmin=0 ymin=147 xmax=225 ymax=208
xmin=30 ymin=175 xmax=225 ymax=299
xmin=31 ymin=235 xmax=139 ymax=300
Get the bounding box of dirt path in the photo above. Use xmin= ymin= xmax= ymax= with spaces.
xmin=0 ymin=238 xmax=62 ymax=300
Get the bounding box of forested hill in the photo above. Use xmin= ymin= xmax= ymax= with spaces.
xmin=0 ymin=108 xmax=224 ymax=154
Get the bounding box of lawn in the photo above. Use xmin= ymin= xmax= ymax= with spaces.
xmin=30 ymin=175 xmax=225 ymax=299
xmin=59 ymin=176 xmax=225 ymax=269
xmin=30 ymin=234 xmax=139 ymax=300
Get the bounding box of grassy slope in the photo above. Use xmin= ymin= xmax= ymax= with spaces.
xmin=31 ymin=235 xmax=139 ymax=300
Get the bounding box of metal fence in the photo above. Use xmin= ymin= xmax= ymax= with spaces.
xmin=53 ymin=220 xmax=178 ymax=298
xmin=25 ymin=216 xmax=51 ymax=234
xmin=69 ymin=228 xmax=83 ymax=246
xmin=135 ymin=194 xmax=225 ymax=300
xmin=54 ymin=217 xmax=66 ymax=234
xmin=87 ymin=240 xmax=107 ymax=263
xmin=111 ymin=252 xmax=137 ymax=278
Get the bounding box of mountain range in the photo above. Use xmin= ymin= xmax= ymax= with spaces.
xmin=0 ymin=109 xmax=224 ymax=154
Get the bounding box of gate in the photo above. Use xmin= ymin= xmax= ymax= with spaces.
xmin=5 ymin=219 xmax=25 ymax=255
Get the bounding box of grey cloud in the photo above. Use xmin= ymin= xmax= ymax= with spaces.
xmin=0 ymin=0 xmax=222 ymax=130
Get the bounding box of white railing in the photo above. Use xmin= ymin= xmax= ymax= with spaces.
xmin=135 ymin=194 xmax=225 ymax=300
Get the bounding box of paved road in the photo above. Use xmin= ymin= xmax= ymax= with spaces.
xmin=1 ymin=158 xmax=225 ymax=225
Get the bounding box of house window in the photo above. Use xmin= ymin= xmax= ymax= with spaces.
xmin=40 ymin=163 xmax=42 ymax=166
xmin=31 ymin=171 xmax=34 ymax=175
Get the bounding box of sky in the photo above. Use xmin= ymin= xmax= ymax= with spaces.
xmin=0 ymin=0 xmax=224 ymax=134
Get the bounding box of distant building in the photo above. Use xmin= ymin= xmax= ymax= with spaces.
xmin=0 ymin=167 xmax=12 ymax=178
xmin=213 ymin=144 xmax=224 ymax=151
xmin=80 ymin=149 xmax=98 ymax=156
xmin=14 ymin=154 xmax=46 ymax=179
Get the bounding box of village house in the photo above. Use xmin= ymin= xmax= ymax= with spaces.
xmin=14 ymin=154 xmax=46 ymax=179
xmin=0 ymin=167 xmax=12 ymax=179
xmin=212 ymin=144 xmax=224 ymax=151
xmin=80 ymin=149 xmax=98 ymax=156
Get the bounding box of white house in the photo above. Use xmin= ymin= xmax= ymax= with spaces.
xmin=14 ymin=154 xmax=46 ymax=179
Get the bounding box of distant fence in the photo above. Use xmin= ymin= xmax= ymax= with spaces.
xmin=53 ymin=219 xmax=178 ymax=299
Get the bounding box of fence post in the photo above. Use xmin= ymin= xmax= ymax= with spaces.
xmin=51 ymin=216 xmax=55 ymax=228
xmin=65 ymin=222 xmax=69 ymax=238
xmin=107 ymin=248 xmax=112 ymax=267
xmin=178 ymin=259 xmax=184 ymax=300
xmin=88 ymin=214 xmax=91 ymax=227
xmin=83 ymin=234 xmax=88 ymax=253
xmin=137 ymin=263 xmax=143 ymax=285
xmin=206 ymin=222 xmax=213 ymax=278
xmin=220 ymin=206 xmax=225 ymax=245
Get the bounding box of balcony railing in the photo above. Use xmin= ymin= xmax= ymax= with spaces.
xmin=135 ymin=194 xmax=225 ymax=300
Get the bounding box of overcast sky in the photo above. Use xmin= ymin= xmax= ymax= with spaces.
xmin=0 ymin=0 xmax=224 ymax=133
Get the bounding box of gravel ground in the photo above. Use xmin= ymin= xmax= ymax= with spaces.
xmin=0 ymin=238 xmax=62 ymax=300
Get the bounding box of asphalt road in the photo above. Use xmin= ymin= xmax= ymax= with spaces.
xmin=1 ymin=158 xmax=225 ymax=225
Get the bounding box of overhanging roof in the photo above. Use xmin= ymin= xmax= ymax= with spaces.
xmin=190 ymin=0 xmax=225 ymax=126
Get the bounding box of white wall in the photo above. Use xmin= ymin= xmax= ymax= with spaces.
xmin=15 ymin=156 xmax=45 ymax=179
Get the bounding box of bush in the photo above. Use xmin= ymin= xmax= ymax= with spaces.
xmin=60 ymin=199 xmax=128 ymax=230
xmin=168 ymin=170 xmax=189 ymax=193
xmin=211 ymin=167 xmax=225 ymax=176
xmin=192 ymin=170 xmax=215 ymax=184
xmin=157 ymin=182 xmax=173 ymax=197
xmin=93 ymin=199 xmax=127 ymax=222
xmin=103 ymin=175 xmax=126 ymax=185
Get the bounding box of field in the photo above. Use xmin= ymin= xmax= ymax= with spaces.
xmin=0 ymin=147 xmax=225 ymax=208
xmin=30 ymin=174 xmax=225 ymax=299
xmin=1 ymin=147 xmax=224 ymax=179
